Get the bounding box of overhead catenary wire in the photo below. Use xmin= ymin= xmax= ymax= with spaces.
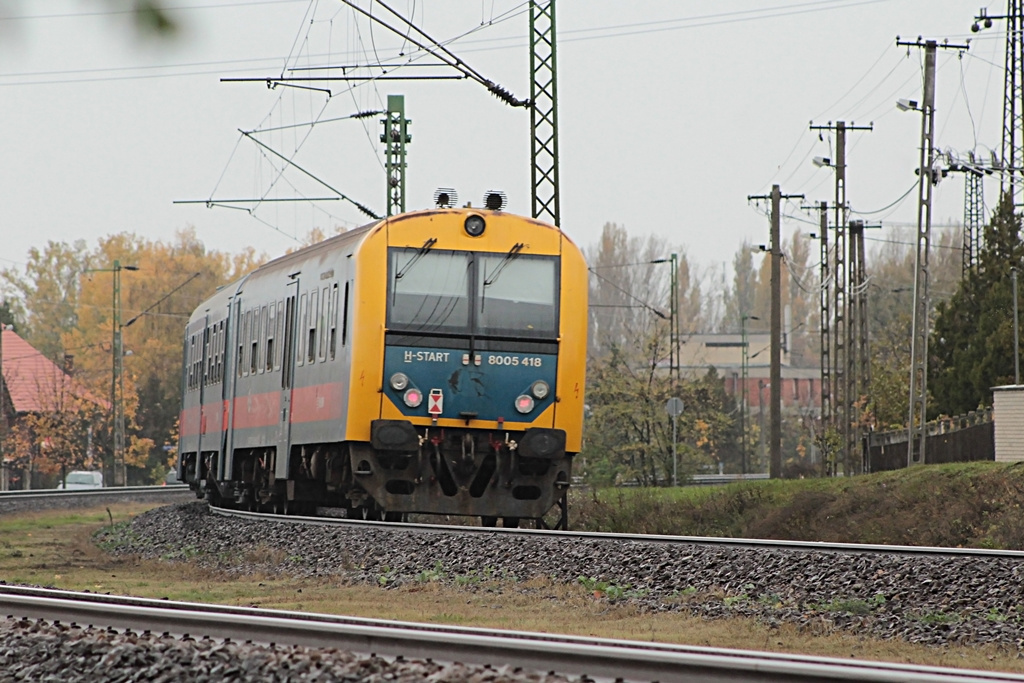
xmin=338 ymin=0 xmax=528 ymax=107
xmin=588 ymin=267 xmax=668 ymax=320
xmin=850 ymin=181 xmax=918 ymax=215
xmin=0 ymin=1 xmax=927 ymax=88
xmin=239 ymin=129 xmax=380 ymax=219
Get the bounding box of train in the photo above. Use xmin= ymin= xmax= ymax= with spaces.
xmin=177 ymin=200 xmax=587 ymax=528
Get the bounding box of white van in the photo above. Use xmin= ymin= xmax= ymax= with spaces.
xmin=57 ymin=471 xmax=104 ymax=490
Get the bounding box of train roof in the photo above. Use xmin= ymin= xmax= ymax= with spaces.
xmin=186 ymin=208 xmax=576 ymax=326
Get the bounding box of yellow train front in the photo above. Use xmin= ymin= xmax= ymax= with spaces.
xmin=178 ymin=207 xmax=587 ymax=528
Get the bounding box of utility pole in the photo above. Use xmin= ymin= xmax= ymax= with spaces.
xmin=812 ymin=202 xmax=832 ymax=475
xmin=740 ymin=314 xmax=760 ymax=474
xmin=87 ymin=261 xmax=138 ymax=486
xmin=900 ymin=37 xmax=969 ymax=467
xmin=809 ymin=121 xmax=872 ymax=474
xmin=848 ymin=218 xmax=868 ymax=472
xmin=652 ymin=254 xmax=680 ymax=381
xmin=530 ymin=0 xmax=560 ymax=227
xmin=112 ymin=261 xmax=127 ymax=487
xmin=0 ymin=320 xmax=6 ymax=491
xmin=1014 ymin=267 xmax=1020 ymax=384
xmin=670 ymin=253 xmax=679 ymax=382
xmin=973 ymin=4 xmax=1024 ymax=204
xmin=748 ymin=185 xmax=803 ymax=478
xmin=381 ymin=94 xmax=411 ymax=217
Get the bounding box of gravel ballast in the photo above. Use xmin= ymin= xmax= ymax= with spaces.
xmin=0 ymin=617 xmax=577 ymax=683
xmin=92 ymin=503 xmax=1024 ymax=650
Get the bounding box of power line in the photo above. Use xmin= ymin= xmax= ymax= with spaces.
xmin=1 ymin=0 xmax=903 ymax=87
xmin=0 ymin=0 xmax=307 ymax=22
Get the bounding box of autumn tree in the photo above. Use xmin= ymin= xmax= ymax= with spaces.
xmin=1 ymin=240 xmax=91 ymax=359
xmin=3 ymin=228 xmax=266 ymax=483
xmin=722 ymin=241 xmax=760 ymax=331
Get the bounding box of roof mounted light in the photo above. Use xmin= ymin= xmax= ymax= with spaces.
xmin=434 ymin=188 xmax=458 ymax=208
xmin=484 ymin=190 xmax=507 ymax=211
xmin=464 ymin=214 xmax=486 ymax=237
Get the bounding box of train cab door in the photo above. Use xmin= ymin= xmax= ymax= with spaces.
xmin=276 ymin=279 xmax=299 ymax=480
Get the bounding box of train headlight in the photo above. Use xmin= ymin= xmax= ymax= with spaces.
xmin=390 ymin=372 xmax=410 ymax=391
xmin=404 ymin=388 xmax=423 ymax=408
xmin=530 ymin=380 xmax=549 ymax=400
xmin=515 ymin=394 xmax=535 ymax=414
xmin=464 ymin=215 xmax=486 ymax=237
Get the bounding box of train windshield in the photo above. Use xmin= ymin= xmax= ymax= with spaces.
xmin=477 ymin=254 xmax=557 ymax=338
xmin=388 ymin=248 xmax=558 ymax=338
xmin=389 ymin=249 xmax=471 ymax=333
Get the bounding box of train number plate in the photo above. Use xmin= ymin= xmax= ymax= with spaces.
xmin=485 ymin=354 xmax=543 ymax=367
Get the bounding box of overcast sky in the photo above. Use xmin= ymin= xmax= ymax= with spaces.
xmin=0 ymin=0 xmax=1007 ymax=286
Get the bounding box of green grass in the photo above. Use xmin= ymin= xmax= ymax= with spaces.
xmin=4 ymin=501 xmax=1024 ymax=674
xmin=569 ymin=461 xmax=1024 ymax=549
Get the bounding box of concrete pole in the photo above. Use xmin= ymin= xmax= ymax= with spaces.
xmin=907 ymin=41 xmax=938 ymax=467
xmin=770 ymin=185 xmax=783 ymax=479
xmin=1014 ymin=267 xmax=1020 ymax=385
xmin=672 ymin=413 xmax=678 ymax=487
xmin=0 ymin=322 xmax=6 ymax=491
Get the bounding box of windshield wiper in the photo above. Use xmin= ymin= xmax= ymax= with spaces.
xmin=395 ymin=237 xmax=437 ymax=281
xmin=483 ymin=242 xmax=524 ymax=288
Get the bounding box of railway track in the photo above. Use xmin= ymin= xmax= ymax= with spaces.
xmin=2 ymin=585 xmax=1022 ymax=683
xmin=211 ymin=505 xmax=1024 ymax=560
xmin=0 ymin=485 xmax=193 ymax=515
xmin=0 ymin=484 xmax=189 ymax=500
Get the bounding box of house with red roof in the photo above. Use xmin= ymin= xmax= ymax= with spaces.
xmin=0 ymin=328 xmax=109 ymax=490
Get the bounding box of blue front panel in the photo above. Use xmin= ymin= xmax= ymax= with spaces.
xmin=383 ymin=345 xmax=557 ymax=421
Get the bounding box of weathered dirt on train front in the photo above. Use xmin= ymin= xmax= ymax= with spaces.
xmin=570 ymin=461 xmax=1024 ymax=549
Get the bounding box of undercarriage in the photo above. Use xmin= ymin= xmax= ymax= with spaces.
xmin=183 ymin=425 xmax=572 ymax=529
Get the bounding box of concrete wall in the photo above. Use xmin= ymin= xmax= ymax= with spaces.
xmin=993 ymin=385 xmax=1024 ymax=462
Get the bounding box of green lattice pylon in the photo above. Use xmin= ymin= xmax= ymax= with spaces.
xmin=381 ymin=94 xmax=411 ymax=216
xmin=530 ymin=1 xmax=559 ymax=227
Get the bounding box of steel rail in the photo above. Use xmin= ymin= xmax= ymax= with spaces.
xmin=0 ymin=485 xmax=189 ymax=500
xmin=211 ymin=506 xmax=1024 ymax=560
xmin=0 ymin=585 xmax=1020 ymax=683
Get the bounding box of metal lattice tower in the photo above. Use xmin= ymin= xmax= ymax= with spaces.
xmin=382 ymin=95 xmax=411 ymax=217
xmin=963 ymin=164 xmax=985 ymax=276
xmin=530 ymin=0 xmax=560 ymax=227
xmin=974 ymin=3 xmax=1024 ymax=203
xmin=1002 ymin=2 xmax=1023 ymax=203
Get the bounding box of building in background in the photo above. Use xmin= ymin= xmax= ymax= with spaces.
xmin=0 ymin=329 xmax=108 ymax=490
